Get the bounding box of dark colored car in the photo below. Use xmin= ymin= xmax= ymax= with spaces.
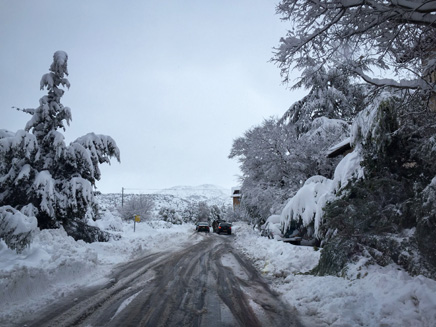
xmin=196 ymin=222 xmax=210 ymax=233
xmin=212 ymin=219 xmax=226 ymax=233
xmin=217 ymin=222 xmax=232 ymax=235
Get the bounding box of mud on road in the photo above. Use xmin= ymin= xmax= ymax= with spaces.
xmin=20 ymin=233 xmax=303 ymax=327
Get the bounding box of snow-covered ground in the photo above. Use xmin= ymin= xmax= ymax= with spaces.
xmin=0 ymin=212 xmax=197 ymax=326
xmin=234 ymin=223 xmax=436 ymax=327
xmin=1 ymin=212 xmax=436 ymax=327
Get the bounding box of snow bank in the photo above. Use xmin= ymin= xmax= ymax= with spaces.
xmin=281 ymin=263 xmax=436 ymax=327
xmin=234 ymin=223 xmax=320 ymax=277
xmin=234 ymin=223 xmax=436 ymax=327
xmin=0 ymin=227 xmax=99 ymax=324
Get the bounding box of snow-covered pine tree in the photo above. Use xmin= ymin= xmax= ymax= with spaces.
xmin=0 ymin=51 xmax=120 ymax=247
xmin=279 ymin=64 xmax=367 ymax=135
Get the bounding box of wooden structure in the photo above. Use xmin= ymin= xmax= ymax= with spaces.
xmin=327 ymin=137 xmax=352 ymax=158
xmin=231 ymin=187 xmax=241 ymax=209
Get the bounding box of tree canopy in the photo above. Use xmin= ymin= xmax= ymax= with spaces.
xmin=274 ymin=0 xmax=436 ymax=104
xmin=279 ymin=64 xmax=367 ymax=134
xmin=229 ymin=117 xmax=349 ymax=220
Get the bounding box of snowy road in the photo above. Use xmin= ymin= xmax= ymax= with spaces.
xmin=19 ymin=233 xmax=302 ymax=327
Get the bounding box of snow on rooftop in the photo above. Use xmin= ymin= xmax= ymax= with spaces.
xmin=327 ymin=136 xmax=351 ymax=156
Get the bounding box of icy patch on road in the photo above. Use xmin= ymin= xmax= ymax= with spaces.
xmin=220 ymin=252 xmax=249 ymax=281
xmin=111 ymin=290 xmax=141 ymax=321
xmin=220 ymin=302 xmax=236 ymax=326
xmin=247 ymin=298 xmax=268 ymax=325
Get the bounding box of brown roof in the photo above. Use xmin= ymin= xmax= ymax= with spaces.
xmin=327 ymin=138 xmax=352 ymax=158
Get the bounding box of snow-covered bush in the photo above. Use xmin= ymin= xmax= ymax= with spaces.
xmin=278 ymin=149 xmax=364 ymax=243
xmin=280 ymin=176 xmax=332 ymax=237
xmin=223 ymin=205 xmax=250 ymax=224
xmin=0 ymin=206 xmax=37 ymax=253
xmin=89 ymin=210 xmax=124 ymax=232
xmin=118 ymin=195 xmax=154 ymax=221
xmin=158 ymin=207 xmax=183 ymax=225
xmin=0 ymin=51 xmax=120 ymax=245
xmin=170 ymin=201 xmax=229 ymax=224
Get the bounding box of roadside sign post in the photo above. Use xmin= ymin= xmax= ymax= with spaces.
xmin=134 ymin=215 xmax=140 ymax=232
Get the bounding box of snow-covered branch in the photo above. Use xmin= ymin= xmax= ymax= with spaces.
xmin=354 ymin=68 xmax=422 ymax=90
xmin=274 ymin=0 xmax=436 ymax=97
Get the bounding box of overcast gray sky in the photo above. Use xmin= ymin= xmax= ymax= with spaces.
xmin=0 ymin=0 xmax=304 ymax=194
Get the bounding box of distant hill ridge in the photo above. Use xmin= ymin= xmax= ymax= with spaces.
xmin=98 ymin=184 xmax=232 ymax=214
xmin=155 ymin=184 xmax=229 ymax=198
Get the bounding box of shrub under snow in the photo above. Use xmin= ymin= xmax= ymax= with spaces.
xmin=279 ymin=148 xmax=364 ymax=239
xmin=0 ymin=206 xmax=38 ymax=253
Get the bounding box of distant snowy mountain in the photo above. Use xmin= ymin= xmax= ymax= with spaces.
xmin=97 ymin=184 xmax=232 ymax=217
xmin=154 ymin=184 xmax=231 ymax=205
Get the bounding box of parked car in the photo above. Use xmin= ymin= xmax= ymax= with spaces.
xmin=260 ymin=215 xmax=283 ymax=240
xmin=217 ymin=222 xmax=232 ymax=235
xmin=196 ymin=222 xmax=210 ymax=233
xmin=212 ymin=219 xmax=226 ymax=233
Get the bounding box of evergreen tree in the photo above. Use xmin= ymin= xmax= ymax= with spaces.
xmin=279 ymin=64 xmax=367 ymax=135
xmin=0 ymin=51 xmax=120 ymax=245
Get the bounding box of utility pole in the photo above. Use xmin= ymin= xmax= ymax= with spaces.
xmin=121 ymin=187 xmax=124 ymax=207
